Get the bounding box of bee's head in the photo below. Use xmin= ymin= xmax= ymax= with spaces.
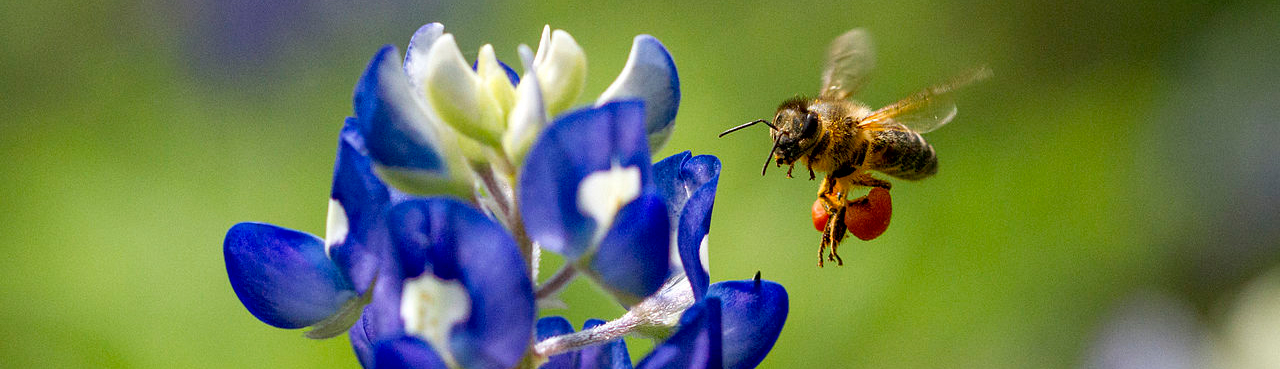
xmin=717 ymin=97 xmax=823 ymax=176
xmin=770 ymin=97 xmax=822 ymax=166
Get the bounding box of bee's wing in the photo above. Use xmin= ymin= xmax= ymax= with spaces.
xmin=858 ymin=66 xmax=991 ymax=134
xmin=819 ymin=29 xmax=875 ymax=100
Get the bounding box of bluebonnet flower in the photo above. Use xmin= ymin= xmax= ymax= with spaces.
xmin=223 ymin=23 xmax=789 ymax=368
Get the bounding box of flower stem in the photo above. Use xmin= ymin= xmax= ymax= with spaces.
xmin=534 ymin=311 xmax=642 ymax=358
xmin=535 ymin=265 xmax=578 ymax=301
xmin=533 ymin=276 xmax=696 ymax=359
xmin=474 ymin=163 xmax=535 ymax=268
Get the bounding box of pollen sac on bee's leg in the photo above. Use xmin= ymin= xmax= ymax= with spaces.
xmin=811 ymin=198 xmax=829 ymax=232
xmin=844 ymin=187 xmax=892 ymax=241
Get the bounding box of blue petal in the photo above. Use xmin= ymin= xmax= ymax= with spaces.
xmin=519 ymin=100 xmax=653 ymax=259
xmin=323 ymin=118 xmax=412 ymax=341
xmin=635 ymin=297 xmax=722 ymax=369
xmin=652 ymin=152 xmax=720 ymax=219
xmin=350 ymin=317 xmax=376 ymax=368
xmin=390 ymin=198 xmax=535 ymax=369
xmin=374 ymin=335 xmax=450 ymax=369
xmin=653 ymin=152 xmax=720 ymax=299
xmin=354 ymin=45 xmax=447 ymax=172
xmin=362 ymin=263 xmax=410 ymax=342
xmin=586 ymin=193 xmax=671 ymax=305
xmin=328 ymin=117 xmax=393 ymax=292
xmin=597 ymin=35 xmax=680 ymax=151
xmin=223 ymin=222 xmax=355 ymax=329
xmin=652 ymin=151 xmax=691 ymax=216
xmin=707 ymin=276 xmax=789 ymax=369
xmin=537 ymin=316 xmax=578 ymax=369
xmin=677 ymin=182 xmax=715 ymax=300
xmin=579 ymin=319 xmax=632 ymax=369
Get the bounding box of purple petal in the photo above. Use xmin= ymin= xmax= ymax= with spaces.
xmin=707 ymin=275 xmax=788 ymax=369
xmin=635 ymin=297 xmax=722 ymax=369
xmin=328 ymin=117 xmax=393 ymax=293
xmin=374 ymin=335 xmax=450 ymax=369
xmin=323 ymin=118 xmax=411 ymax=341
xmin=518 ymin=100 xmax=653 ymax=259
xmin=677 ymin=182 xmax=715 ymax=300
xmin=390 ymin=198 xmax=534 ymax=369
xmin=579 ymin=319 xmax=632 ymax=369
xmin=349 ymin=317 xmax=375 ymax=368
xmin=223 ymin=222 xmax=355 ymax=329
xmin=653 ymin=152 xmax=720 ymax=299
xmin=586 ymin=193 xmax=671 ymax=305
xmin=354 ymin=45 xmax=447 ymax=173
xmin=652 ymin=151 xmax=691 ymax=217
xmin=652 ymin=152 xmax=720 ymax=219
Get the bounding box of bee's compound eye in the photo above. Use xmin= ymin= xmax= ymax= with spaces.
xmin=801 ymin=113 xmax=820 ymax=137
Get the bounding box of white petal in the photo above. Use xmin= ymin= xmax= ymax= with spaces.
xmin=403 ymin=23 xmax=445 ymax=94
xmin=502 ymin=68 xmax=547 ymax=165
xmin=423 ymin=34 xmax=504 ymax=147
xmin=533 ymin=25 xmax=551 ymax=66
xmin=476 ymin=44 xmax=516 ymax=115
xmin=517 ymin=44 xmax=535 ymax=74
xmin=597 ymin=35 xmax=680 ymax=151
xmin=533 ymin=29 xmax=587 ymax=116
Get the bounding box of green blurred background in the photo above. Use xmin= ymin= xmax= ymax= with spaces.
xmin=4 ymin=0 xmax=1279 ymax=368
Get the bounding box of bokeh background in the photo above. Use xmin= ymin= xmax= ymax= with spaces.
xmin=3 ymin=0 xmax=1278 ymax=368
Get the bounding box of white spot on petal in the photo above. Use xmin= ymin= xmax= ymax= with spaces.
xmin=668 ymin=233 xmax=683 ymax=275
xmin=669 ymin=233 xmax=711 ymax=278
xmin=324 ymin=199 xmax=348 ymax=256
xmin=577 ymin=164 xmax=642 ymax=242
xmin=401 ymin=274 xmax=470 ymax=364
xmin=698 ymin=234 xmax=710 ymax=275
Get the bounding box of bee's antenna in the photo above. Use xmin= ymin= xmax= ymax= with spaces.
xmin=762 ymin=138 xmax=779 ymax=176
xmin=719 ymin=119 xmax=776 ymax=137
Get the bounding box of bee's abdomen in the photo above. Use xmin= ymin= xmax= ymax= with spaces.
xmin=865 ymin=128 xmax=937 ymax=180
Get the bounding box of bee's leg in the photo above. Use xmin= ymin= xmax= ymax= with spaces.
xmin=827 ymin=204 xmax=847 ymax=266
xmin=817 ymin=229 xmax=828 ymax=268
xmin=816 ymin=175 xmax=843 ymax=203
xmin=786 ymin=164 xmax=795 ymax=179
xmin=818 ymin=201 xmax=845 ymax=267
xmin=817 ymin=175 xmax=833 ymax=198
xmin=849 ymin=174 xmax=891 ymax=190
xmin=816 ymin=174 xmax=850 ymax=267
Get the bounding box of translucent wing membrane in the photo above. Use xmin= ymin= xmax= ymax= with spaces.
xmin=858 ymin=66 xmax=992 ymax=134
xmin=819 ymin=29 xmax=875 ymax=100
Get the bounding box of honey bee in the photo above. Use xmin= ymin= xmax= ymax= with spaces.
xmin=719 ymin=28 xmax=990 ymax=267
